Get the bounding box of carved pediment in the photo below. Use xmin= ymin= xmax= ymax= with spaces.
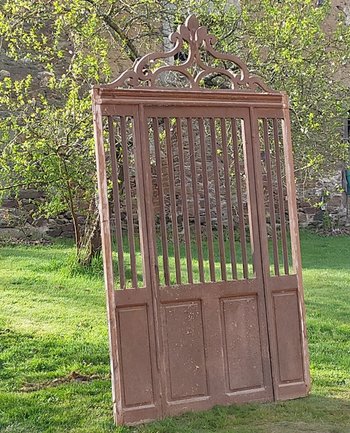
xmin=102 ymin=14 xmax=274 ymax=92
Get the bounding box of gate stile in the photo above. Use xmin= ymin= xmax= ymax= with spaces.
xmin=92 ymin=15 xmax=310 ymax=426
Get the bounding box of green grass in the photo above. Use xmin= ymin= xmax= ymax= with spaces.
xmin=112 ymin=234 xmax=257 ymax=288
xmin=0 ymin=232 xmax=349 ymax=433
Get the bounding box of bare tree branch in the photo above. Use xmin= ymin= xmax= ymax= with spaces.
xmin=82 ymin=0 xmax=140 ymax=61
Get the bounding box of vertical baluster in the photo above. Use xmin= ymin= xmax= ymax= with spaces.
xmin=188 ymin=118 xmax=205 ymax=282
xmin=176 ymin=118 xmax=193 ymax=283
xmin=120 ymin=116 xmax=138 ymax=288
xmin=231 ymin=118 xmax=249 ymax=279
xmin=165 ymin=118 xmax=181 ymax=284
xmin=108 ymin=116 xmax=126 ymax=289
xmin=153 ymin=118 xmax=170 ymax=286
xmin=273 ymin=118 xmax=289 ymax=275
xmin=209 ymin=118 xmax=226 ymax=281
xmin=199 ymin=118 xmax=216 ymax=281
xmin=220 ymin=118 xmax=237 ymax=280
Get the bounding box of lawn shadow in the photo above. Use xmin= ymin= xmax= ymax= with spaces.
xmin=300 ymin=233 xmax=350 ymax=271
xmin=0 ymin=327 xmax=109 ymax=390
xmin=1 ymin=389 xmax=350 ymax=433
xmin=134 ymin=395 xmax=350 ymax=433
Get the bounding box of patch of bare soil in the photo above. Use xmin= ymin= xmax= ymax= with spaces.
xmin=20 ymin=371 xmax=108 ymax=392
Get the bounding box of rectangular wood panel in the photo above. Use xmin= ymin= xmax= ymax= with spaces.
xmin=221 ymin=296 xmax=264 ymax=392
xmin=118 ymin=306 xmax=154 ymax=407
xmin=163 ymin=301 xmax=208 ymax=401
xmin=273 ymin=291 xmax=304 ymax=383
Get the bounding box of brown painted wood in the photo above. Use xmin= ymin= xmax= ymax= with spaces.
xmin=231 ymin=118 xmax=249 ymax=279
xmin=165 ymin=117 xmax=182 ymax=285
xmin=92 ymin=95 xmax=121 ymax=423
xmin=187 ymin=118 xmax=205 ymax=283
xmin=262 ymin=119 xmax=280 ymax=276
xmin=176 ymin=118 xmax=193 ymax=284
xmin=120 ymin=116 xmax=138 ymax=288
xmin=280 ymin=94 xmax=310 ymax=396
xmin=108 ymin=116 xmax=126 ymax=289
xmin=247 ymin=108 xmax=270 ymax=280
xmin=209 ymin=118 xmax=227 ymax=281
xmin=272 ymin=118 xmax=289 ymax=275
xmin=152 ymin=118 xmax=171 ymax=286
xmin=95 ymin=97 xmax=310 ymax=424
xmin=135 ymin=104 xmax=165 ymax=419
xmin=252 ymin=104 xmax=310 ymax=401
xmin=220 ymin=118 xmax=237 ymax=280
xmin=198 ymin=117 xmax=216 ymax=281
xmin=92 ymin=14 xmax=309 ymax=426
xmin=95 ymin=88 xmax=283 ymax=107
xmin=249 ymin=107 xmax=282 ymax=399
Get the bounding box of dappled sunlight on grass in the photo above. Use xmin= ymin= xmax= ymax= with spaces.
xmin=0 ymin=233 xmax=349 ymax=432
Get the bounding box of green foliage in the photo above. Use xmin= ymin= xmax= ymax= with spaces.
xmin=238 ymin=0 xmax=350 ymax=179
xmin=1 ymin=0 xmax=350 ymax=254
xmin=0 ymin=233 xmax=349 ymax=432
xmin=172 ymin=0 xmax=350 ymax=177
xmin=0 ymin=1 xmax=116 ymax=256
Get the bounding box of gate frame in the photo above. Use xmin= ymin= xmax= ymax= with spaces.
xmin=92 ymin=14 xmax=310 ymax=425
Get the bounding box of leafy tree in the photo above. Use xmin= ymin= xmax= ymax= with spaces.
xmin=239 ymin=0 xmax=350 ymax=184
xmin=0 ymin=0 xmax=138 ymax=263
xmin=0 ymin=0 xmax=350 ymax=263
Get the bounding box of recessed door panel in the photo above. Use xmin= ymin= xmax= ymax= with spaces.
xmin=221 ymin=296 xmax=264 ymax=392
xmin=273 ymin=291 xmax=304 ymax=383
xmin=163 ymin=301 xmax=208 ymax=401
xmin=118 ymin=306 xmax=155 ymax=407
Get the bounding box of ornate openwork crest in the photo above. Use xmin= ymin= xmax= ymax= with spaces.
xmin=102 ymin=14 xmax=274 ymax=92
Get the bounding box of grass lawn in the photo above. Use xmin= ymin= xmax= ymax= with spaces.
xmin=0 ymin=232 xmax=349 ymax=433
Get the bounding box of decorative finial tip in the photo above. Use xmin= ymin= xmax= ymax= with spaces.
xmin=185 ymin=14 xmax=200 ymax=31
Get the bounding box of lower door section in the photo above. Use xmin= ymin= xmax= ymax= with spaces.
xmin=264 ymin=275 xmax=309 ymax=401
xmin=158 ymin=281 xmax=274 ymax=417
xmin=113 ymin=290 xmax=162 ymax=425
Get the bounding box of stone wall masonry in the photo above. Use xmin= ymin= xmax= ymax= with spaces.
xmin=0 ymin=189 xmax=75 ymax=242
xmin=297 ymin=170 xmax=350 ymax=230
xmin=1 ymin=162 xmax=349 ymax=243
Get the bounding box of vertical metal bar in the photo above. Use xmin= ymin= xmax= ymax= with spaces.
xmin=92 ymin=93 xmax=120 ymax=422
xmin=187 ymin=118 xmax=205 ymax=282
xmin=199 ymin=117 xmax=216 ymax=282
xmin=231 ymin=118 xmax=248 ymax=279
xmin=120 ymin=116 xmax=138 ymax=288
xmin=176 ymin=117 xmax=193 ymax=283
xmin=220 ymin=118 xmax=237 ymax=280
xmin=153 ymin=118 xmax=170 ymax=286
xmin=164 ymin=117 xmax=181 ymax=284
xmin=273 ymin=118 xmax=289 ymax=275
xmin=262 ymin=118 xmax=279 ymax=276
xmin=108 ymin=116 xmax=126 ymax=289
xmin=209 ymin=118 xmax=226 ymax=281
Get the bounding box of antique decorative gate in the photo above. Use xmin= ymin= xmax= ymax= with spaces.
xmin=92 ymin=15 xmax=310 ymax=426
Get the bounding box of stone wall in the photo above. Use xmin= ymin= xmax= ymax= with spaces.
xmin=2 ymin=0 xmax=350 ymax=240
xmin=0 ymin=190 xmax=75 ymax=242
xmin=297 ymin=169 xmax=350 ymax=230
xmin=1 ymin=153 xmax=349 ymax=243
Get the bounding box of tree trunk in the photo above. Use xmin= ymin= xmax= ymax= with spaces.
xmin=77 ymin=202 xmax=102 ymax=266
